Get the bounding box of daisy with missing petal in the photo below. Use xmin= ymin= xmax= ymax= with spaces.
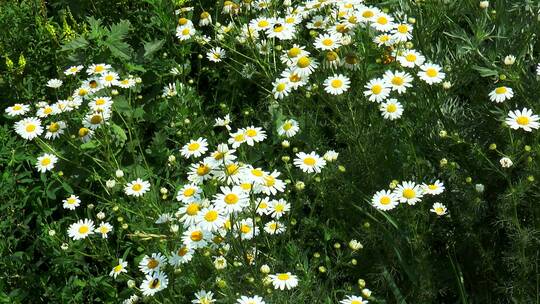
xmin=261 ymin=170 xmax=286 ymax=196
xmin=229 ymin=129 xmax=247 ymax=148
xmin=116 ymin=77 xmax=136 ymax=88
xmin=314 ymin=33 xmax=342 ymax=50
xmin=488 ymin=86 xmax=514 ymax=103
xmin=364 ymin=78 xmax=391 ymax=103
xmin=237 ymin=295 xmax=266 ymax=304
xmin=192 ymin=290 xmax=216 ymax=304
xmin=64 ymin=65 xmax=83 ymax=75
xmin=213 ymin=162 xmax=244 ymax=185
xmin=373 ymin=33 xmax=396 ymax=47
xmin=272 ymin=78 xmax=291 ymax=100
xmin=269 ymin=272 xmax=298 ymax=290
xmin=62 ymin=195 xmax=81 ymax=210
xmin=238 ymin=218 xmax=259 ymax=240
xmin=89 ymin=96 xmax=113 ymax=111
xmin=207 ymin=47 xmax=226 ymax=63
xmin=393 ymin=181 xmax=424 ymax=205
xmin=36 ymin=104 xmax=59 ymax=118
xmin=396 ymin=49 xmax=425 ymax=68
xmin=178 ymin=201 xmax=201 ymax=227
xmin=214 ymin=114 xmax=232 ymax=130
xmin=391 ymin=23 xmax=413 ymax=42
xmin=384 ymin=70 xmax=413 ymax=94
xmin=176 ymin=184 xmax=202 ymax=203
xmin=324 ymin=74 xmax=350 ymax=95
xmin=418 ymin=63 xmax=445 ymax=85
xmin=280 ymin=45 xmax=308 ymax=65
xmin=268 ymin=199 xmax=290 ymax=219
xmin=505 ymin=108 xmax=540 ymax=132
xmin=264 ymin=220 xmax=286 ymax=235
xmin=340 ymin=295 xmax=368 ymax=304
xmin=197 ymin=207 xmax=226 ymax=232
xmin=36 ymin=153 xmax=58 ymax=173
xmin=95 ymin=222 xmax=113 ymax=238
xmin=5 ymin=103 xmax=30 ymax=117
xmin=140 ymin=271 xmax=168 ymax=296
xmin=256 ymin=197 xmax=271 ymax=215
xmin=294 ymin=151 xmax=326 ymax=173
xmin=182 ymin=226 xmax=209 ymax=249
xmin=169 ymin=246 xmax=194 ymax=266
xmin=205 ymin=143 xmax=236 ymax=166
xmin=46 ymin=79 xmax=63 ymax=89
xmin=181 ymin=137 xmax=209 ymax=158
xmin=379 ymin=99 xmax=404 ymax=120
xmin=430 ymin=202 xmax=448 ymax=216
xmin=68 ymin=219 xmax=95 ymax=240
xmin=124 ymin=178 xmax=151 ymax=197
xmin=213 ymin=186 xmax=249 ymax=214
xmin=278 ymin=119 xmax=300 ymax=137
xmin=44 ymin=121 xmax=66 ymax=140
xmin=293 ymin=55 xmax=319 ymax=77
xmin=83 ymin=111 xmax=110 ymax=130
xmin=176 ymin=25 xmax=196 ymax=41
xmin=422 ymin=180 xmax=445 ymax=195
xmin=139 ymin=252 xmax=167 ymax=274
xmin=244 ymin=126 xmax=266 ymax=145
xmin=371 ymin=190 xmax=399 ymax=211
xmin=110 ymin=259 xmax=128 ymax=279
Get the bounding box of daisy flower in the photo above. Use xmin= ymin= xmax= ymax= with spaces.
xmin=140 ymin=271 xmax=168 ymax=296
xmin=181 ymin=137 xmax=209 ymax=158
xmin=242 ymin=165 xmax=268 ymax=185
xmin=64 ymin=65 xmax=83 ymax=75
xmin=78 ymin=127 xmax=94 ymax=143
xmin=213 ymin=162 xmax=245 ymax=185
xmin=109 ymin=259 xmax=128 ymax=279
xmin=36 ymin=153 xmax=58 ymax=173
xmin=371 ymin=13 xmax=395 ymax=32
xmin=269 ymin=272 xmax=299 ymax=290
xmin=238 ymin=218 xmax=259 ymax=240
xmin=261 ymin=170 xmax=286 ymax=196
xmin=280 ymin=45 xmax=308 ymax=65
xmin=373 ymin=33 xmax=396 ymax=47
xmin=36 ymin=104 xmax=59 ymax=118
xmin=67 ymin=219 xmax=95 ymax=240
xmin=323 ymin=51 xmax=341 ymax=69
xmin=176 ymin=25 xmax=196 ymax=41
xmin=391 ymin=23 xmax=413 ymax=42
xmin=83 ymin=111 xmax=110 ymax=130
xmin=44 ymin=121 xmax=66 ymax=140
xmin=178 ymin=201 xmax=202 ymax=227
xmin=72 ymin=86 xmax=91 ymax=99
xmin=244 ymin=126 xmax=266 ymax=145
xmin=264 ymin=220 xmax=286 ymax=235
xmin=199 ymin=11 xmax=212 ymax=26
xmin=293 ymin=55 xmax=319 ymax=77
xmin=101 ymin=71 xmax=119 ymax=87
xmin=500 ymin=157 xmax=513 ymax=168
xmin=176 ymin=184 xmax=202 ymax=203
xmin=358 ymin=6 xmax=380 ymax=23
xmin=488 ymin=86 xmax=514 ymax=103
xmin=192 ymin=290 xmax=216 ymax=304
xmin=340 ymin=295 xmax=368 ymax=304
xmin=169 ymin=246 xmax=194 ymax=266
xmin=95 ymin=222 xmax=113 ymax=238
xmin=314 ymin=33 xmax=342 ymax=50
xmin=294 ymin=151 xmax=327 ymax=173
xmin=266 ymin=22 xmax=295 ymax=40
xmin=46 ymin=79 xmax=63 ymax=89
xmin=205 ymin=143 xmax=237 ymax=166
xmin=187 ymin=161 xmax=214 ymax=184
xmin=379 ymin=99 xmax=404 ymax=120
xmin=272 ymin=78 xmax=292 ymax=100
xmin=323 ymin=74 xmax=350 ymax=95
xmin=88 ymin=96 xmax=113 ymax=111
xmin=116 ymin=78 xmax=136 ymax=88
xmin=250 ymin=17 xmax=275 ymax=32
xmin=505 ymin=108 xmax=539 ymax=132
xmin=207 ymin=47 xmax=226 ymax=62
xmin=5 ymin=103 xmax=30 ymax=117
xmin=124 ymin=178 xmax=151 ymax=197
xmin=256 ymin=197 xmax=271 ymax=215
xmin=396 ymin=49 xmax=425 ymax=68
xmin=371 ymin=190 xmax=399 ymax=211
xmin=430 ymin=202 xmax=448 ymax=216
xmin=139 ymin=252 xmax=167 ymax=274
xmin=197 ymin=207 xmax=226 ymax=232
xmin=422 ymin=180 xmax=445 ymax=195
xmin=393 ymin=181 xmax=424 ymax=205
xmin=323 ymin=150 xmax=339 ymax=162
xmin=268 ymin=199 xmax=290 ymax=219
xmin=278 ymin=119 xmax=300 ymax=137
xmin=237 ymin=295 xmax=266 ymax=304
xmin=86 ymin=63 xmax=111 ymax=75
xmin=214 ymin=114 xmax=232 ymax=130
xmin=418 ymin=63 xmax=445 ymax=85
xmin=364 ymin=78 xmax=391 ymax=103
xmin=182 ymin=226 xmax=209 ymax=249
xmin=384 ymin=70 xmax=413 ymax=94
xmin=229 ymin=129 xmax=247 ymax=148
xmin=213 ymin=186 xmax=249 ymax=214
xmin=62 ymin=195 xmax=81 ymax=210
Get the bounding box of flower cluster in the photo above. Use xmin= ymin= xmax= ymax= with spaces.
xmin=371 ymin=180 xmax=445 ymax=214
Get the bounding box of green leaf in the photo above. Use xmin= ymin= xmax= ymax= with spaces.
xmin=143 ymin=39 xmax=165 ymax=58
xmin=60 ymin=36 xmax=88 ymax=52
xmin=80 ymin=141 xmax=99 ymax=150
xmin=110 ymin=124 xmax=127 ymax=142
xmin=472 ymin=65 xmax=499 ymax=78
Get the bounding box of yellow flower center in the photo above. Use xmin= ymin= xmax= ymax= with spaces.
xmin=224 ymin=193 xmax=239 ymax=204
xmin=392 ymin=76 xmax=404 ymax=86
xmin=44 ymin=107 xmax=53 ymax=115
xmin=178 ymin=247 xmax=188 ymax=256
xmin=264 ymin=176 xmax=275 ymax=187
xmin=277 ymin=273 xmax=290 ymax=281
xmin=241 ymin=224 xmax=251 ymax=234
xmin=516 ymin=116 xmax=530 ymax=126
xmin=387 ymin=104 xmax=397 ymax=113
xmin=201 ymin=11 xmax=210 ymax=19
xmin=405 ymin=54 xmax=416 ymax=62
xmin=25 ymin=124 xmax=36 ymax=132
xmin=179 ymin=18 xmax=188 ymax=25
xmin=113 ymin=265 xmax=123 ymax=272
xmin=297 ymin=56 xmax=311 ymax=68
xmin=90 ymin=115 xmax=102 ymax=125
xmin=495 ymin=87 xmax=507 ymax=94
xmin=362 ymin=10 xmax=374 ymax=18
xmin=251 ymin=168 xmax=264 ymax=177
xmin=435 ymin=207 xmax=444 ymax=214
xmin=380 ymin=196 xmax=391 ymax=205
xmin=288 ymin=47 xmax=301 ymax=58
xmin=234 ymin=133 xmax=245 ymax=142
xmin=41 ymin=158 xmax=51 ymax=166
xmin=182 ymin=28 xmax=190 ymax=35
xmin=226 ymin=163 xmax=239 ymax=175
xmin=426 ymin=68 xmax=438 ymax=77
xmin=258 ymin=20 xmax=269 ymax=27
xmin=330 ymin=79 xmax=343 ymax=88
xmin=104 ymin=75 xmax=114 ymax=82
xmin=246 ymin=129 xmax=257 ymax=137
xmin=349 ymin=16 xmax=358 ymax=23
xmin=95 ymin=65 xmax=105 ymax=72
xmin=283 ymin=122 xmax=293 ymax=130
xmin=147 ymin=259 xmax=158 ymax=269
xmin=132 ymin=183 xmax=142 ymax=191
xmin=259 ymin=202 xmax=268 ymax=209
xmin=190 ymin=231 xmax=203 ymax=241
xmin=13 ymin=105 xmax=22 ymax=110
xmin=303 ymin=157 xmax=316 ymax=166
xmin=273 ymin=25 xmax=284 ymax=33
xmin=204 ymin=210 xmax=219 ymax=222
xmin=186 ymin=203 xmax=199 ymax=215
xmin=428 ymin=184 xmax=438 ymax=190
xmin=79 ymin=128 xmax=90 ymax=137
xmin=377 ymin=16 xmax=388 ymax=25
xmin=96 ymin=98 xmax=106 ymax=105
xmin=78 ymin=225 xmax=89 ymax=234
xmin=183 ymin=188 xmax=196 ymax=197
xmin=188 ymin=142 xmax=200 ymax=151
xmin=403 ymin=188 xmax=415 ymax=199
xmin=99 ymin=226 xmax=109 ymax=234
xmin=78 ymin=88 xmax=88 ymax=96
xmin=276 ymin=83 xmax=286 ymax=92
xmin=397 ymin=24 xmax=408 ymax=33
xmin=196 ymin=165 xmax=210 ymax=176
xmin=274 ymin=204 xmax=285 ymax=212
xmin=67 ymin=197 xmax=77 ymax=204
xmin=371 ymin=84 xmax=383 ymax=94
xmin=322 ymin=38 xmax=333 ymax=46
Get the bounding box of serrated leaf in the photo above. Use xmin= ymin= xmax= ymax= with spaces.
xmin=143 ymin=39 xmax=165 ymax=58
xmin=110 ymin=124 xmax=127 ymax=142
xmin=60 ymin=36 xmax=88 ymax=52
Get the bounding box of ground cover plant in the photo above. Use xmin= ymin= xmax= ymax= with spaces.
xmin=1 ymin=0 xmax=539 ymax=303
